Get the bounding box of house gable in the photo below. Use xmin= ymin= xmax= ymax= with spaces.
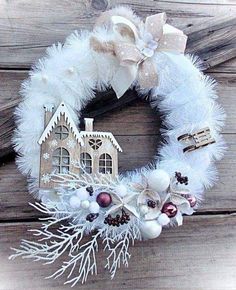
xmin=80 ymin=131 xmax=122 ymax=152
xmin=38 ymin=102 xmax=84 ymax=145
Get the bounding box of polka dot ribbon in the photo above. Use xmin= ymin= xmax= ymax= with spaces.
xmin=92 ymin=12 xmax=187 ymax=98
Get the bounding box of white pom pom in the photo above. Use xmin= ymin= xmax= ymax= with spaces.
xmin=140 ymin=204 xmax=149 ymax=215
xmin=147 ymin=169 xmax=170 ymax=192
xmin=76 ymin=187 xmax=90 ymax=201
xmin=115 ymin=184 xmax=128 ymax=197
xmin=89 ymin=201 xmax=100 ymax=213
xmin=158 ymin=213 xmax=170 ymax=226
xmin=69 ymin=196 xmax=81 ymax=209
xmin=140 ymin=220 xmax=162 ymax=240
xmin=81 ymin=200 xmax=90 ymax=209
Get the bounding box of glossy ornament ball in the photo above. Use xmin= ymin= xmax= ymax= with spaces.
xmin=147 ymin=169 xmax=170 ymax=192
xmin=140 ymin=220 xmax=162 ymax=240
xmin=96 ymin=192 xmax=112 ymax=208
xmin=115 ymin=184 xmax=128 ymax=197
xmin=76 ymin=187 xmax=90 ymax=201
xmin=158 ymin=213 xmax=170 ymax=226
xmin=186 ymin=195 xmax=197 ymax=207
xmin=89 ymin=201 xmax=100 ymax=213
xmin=161 ymin=202 xmax=178 ymax=218
xmin=69 ymin=196 xmax=81 ymax=209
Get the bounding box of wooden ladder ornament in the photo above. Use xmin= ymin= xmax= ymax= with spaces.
xmin=177 ymin=127 xmax=216 ymax=153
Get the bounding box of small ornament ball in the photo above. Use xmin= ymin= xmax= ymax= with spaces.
xmin=158 ymin=213 xmax=170 ymax=226
xmin=115 ymin=184 xmax=128 ymax=197
xmin=76 ymin=187 xmax=90 ymax=201
xmin=81 ymin=200 xmax=90 ymax=209
xmin=140 ymin=220 xmax=162 ymax=240
xmin=89 ymin=201 xmax=100 ymax=213
xmin=69 ymin=196 xmax=81 ymax=209
xmin=148 ymin=169 xmax=170 ymax=192
xmin=96 ymin=192 xmax=112 ymax=208
xmin=161 ymin=202 xmax=178 ymax=218
xmin=186 ymin=195 xmax=197 ymax=207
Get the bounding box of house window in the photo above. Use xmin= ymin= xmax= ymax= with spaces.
xmin=80 ymin=153 xmax=92 ymax=174
xmin=52 ymin=147 xmax=70 ymax=173
xmin=89 ymin=139 xmax=102 ymax=150
xmin=55 ymin=125 xmax=69 ymax=140
xmin=99 ymin=153 xmax=112 ymax=174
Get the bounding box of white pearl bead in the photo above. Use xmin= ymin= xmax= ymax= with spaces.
xmin=81 ymin=200 xmax=90 ymax=209
xmin=158 ymin=213 xmax=170 ymax=226
xmin=89 ymin=201 xmax=100 ymax=213
xmin=76 ymin=187 xmax=90 ymax=201
xmin=140 ymin=220 xmax=162 ymax=240
xmin=147 ymin=169 xmax=170 ymax=192
xmin=115 ymin=184 xmax=128 ymax=197
xmin=41 ymin=74 xmax=48 ymax=83
xmin=69 ymin=196 xmax=81 ymax=209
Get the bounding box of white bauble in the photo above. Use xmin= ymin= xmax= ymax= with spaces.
xmin=147 ymin=169 xmax=170 ymax=192
xmin=81 ymin=200 xmax=90 ymax=209
xmin=140 ymin=220 xmax=162 ymax=240
xmin=158 ymin=213 xmax=170 ymax=226
xmin=89 ymin=201 xmax=100 ymax=213
xmin=115 ymin=184 xmax=128 ymax=197
xmin=76 ymin=187 xmax=90 ymax=201
xmin=139 ymin=204 xmax=149 ymax=215
xmin=69 ymin=196 xmax=81 ymax=209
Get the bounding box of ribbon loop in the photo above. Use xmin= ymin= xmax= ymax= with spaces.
xmin=91 ymin=11 xmax=187 ymax=98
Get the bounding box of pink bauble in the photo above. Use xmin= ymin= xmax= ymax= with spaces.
xmin=96 ymin=192 xmax=112 ymax=208
xmin=161 ymin=202 xmax=177 ymax=218
xmin=186 ymin=195 xmax=197 ymax=207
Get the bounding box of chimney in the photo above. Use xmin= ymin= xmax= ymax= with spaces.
xmin=84 ymin=118 xmax=94 ymax=132
xmin=43 ymin=103 xmax=54 ymax=127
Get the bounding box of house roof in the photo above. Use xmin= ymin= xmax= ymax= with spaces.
xmin=80 ymin=131 xmax=123 ymax=152
xmin=38 ymin=102 xmax=84 ymax=145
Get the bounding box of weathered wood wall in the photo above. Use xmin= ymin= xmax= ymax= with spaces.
xmin=0 ymin=1 xmax=236 ymax=289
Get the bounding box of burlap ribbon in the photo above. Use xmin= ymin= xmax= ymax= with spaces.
xmin=90 ymin=12 xmax=187 ymax=98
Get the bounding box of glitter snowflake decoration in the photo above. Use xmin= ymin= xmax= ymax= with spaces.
xmin=67 ymin=139 xmax=76 ymax=149
xmin=43 ymin=152 xmax=50 ymax=160
xmin=41 ymin=173 xmax=51 ymax=184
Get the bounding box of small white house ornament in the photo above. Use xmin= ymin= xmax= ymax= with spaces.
xmin=10 ymin=6 xmax=226 ymax=286
xmin=38 ymin=102 xmax=122 ymax=189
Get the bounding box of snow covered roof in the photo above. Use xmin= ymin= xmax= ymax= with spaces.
xmin=38 ymin=102 xmax=84 ymax=145
xmin=80 ymin=131 xmax=122 ymax=152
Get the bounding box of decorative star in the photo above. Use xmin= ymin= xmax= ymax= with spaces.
xmin=106 ymin=192 xmax=140 ymax=218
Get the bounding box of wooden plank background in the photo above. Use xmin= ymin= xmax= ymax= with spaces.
xmin=0 ymin=1 xmax=236 ymax=289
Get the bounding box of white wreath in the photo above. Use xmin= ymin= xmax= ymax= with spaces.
xmin=11 ymin=6 xmax=226 ymax=286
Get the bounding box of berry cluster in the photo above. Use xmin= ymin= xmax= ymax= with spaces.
xmin=104 ymin=210 xmax=130 ymax=227
xmin=86 ymin=186 xmax=94 ymax=196
xmin=86 ymin=213 xmax=99 ymax=222
xmin=147 ymin=199 xmax=157 ymax=208
xmin=175 ymin=172 xmax=188 ymax=185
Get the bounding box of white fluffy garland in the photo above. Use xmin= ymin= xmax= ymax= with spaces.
xmin=11 ymin=6 xmax=226 ymax=285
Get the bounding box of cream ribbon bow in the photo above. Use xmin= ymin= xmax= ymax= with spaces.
xmin=91 ymin=12 xmax=187 ymax=98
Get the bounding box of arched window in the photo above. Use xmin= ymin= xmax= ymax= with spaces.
xmin=55 ymin=125 xmax=69 ymax=140
xmin=99 ymin=153 xmax=112 ymax=174
xmin=52 ymin=147 xmax=70 ymax=173
xmin=80 ymin=153 xmax=92 ymax=174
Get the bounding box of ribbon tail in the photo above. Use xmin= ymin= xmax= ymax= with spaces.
xmin=110 ymin=65 xmax=138 ymax=98
xmin=138 ymin=59 xmax=158 ymax=89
